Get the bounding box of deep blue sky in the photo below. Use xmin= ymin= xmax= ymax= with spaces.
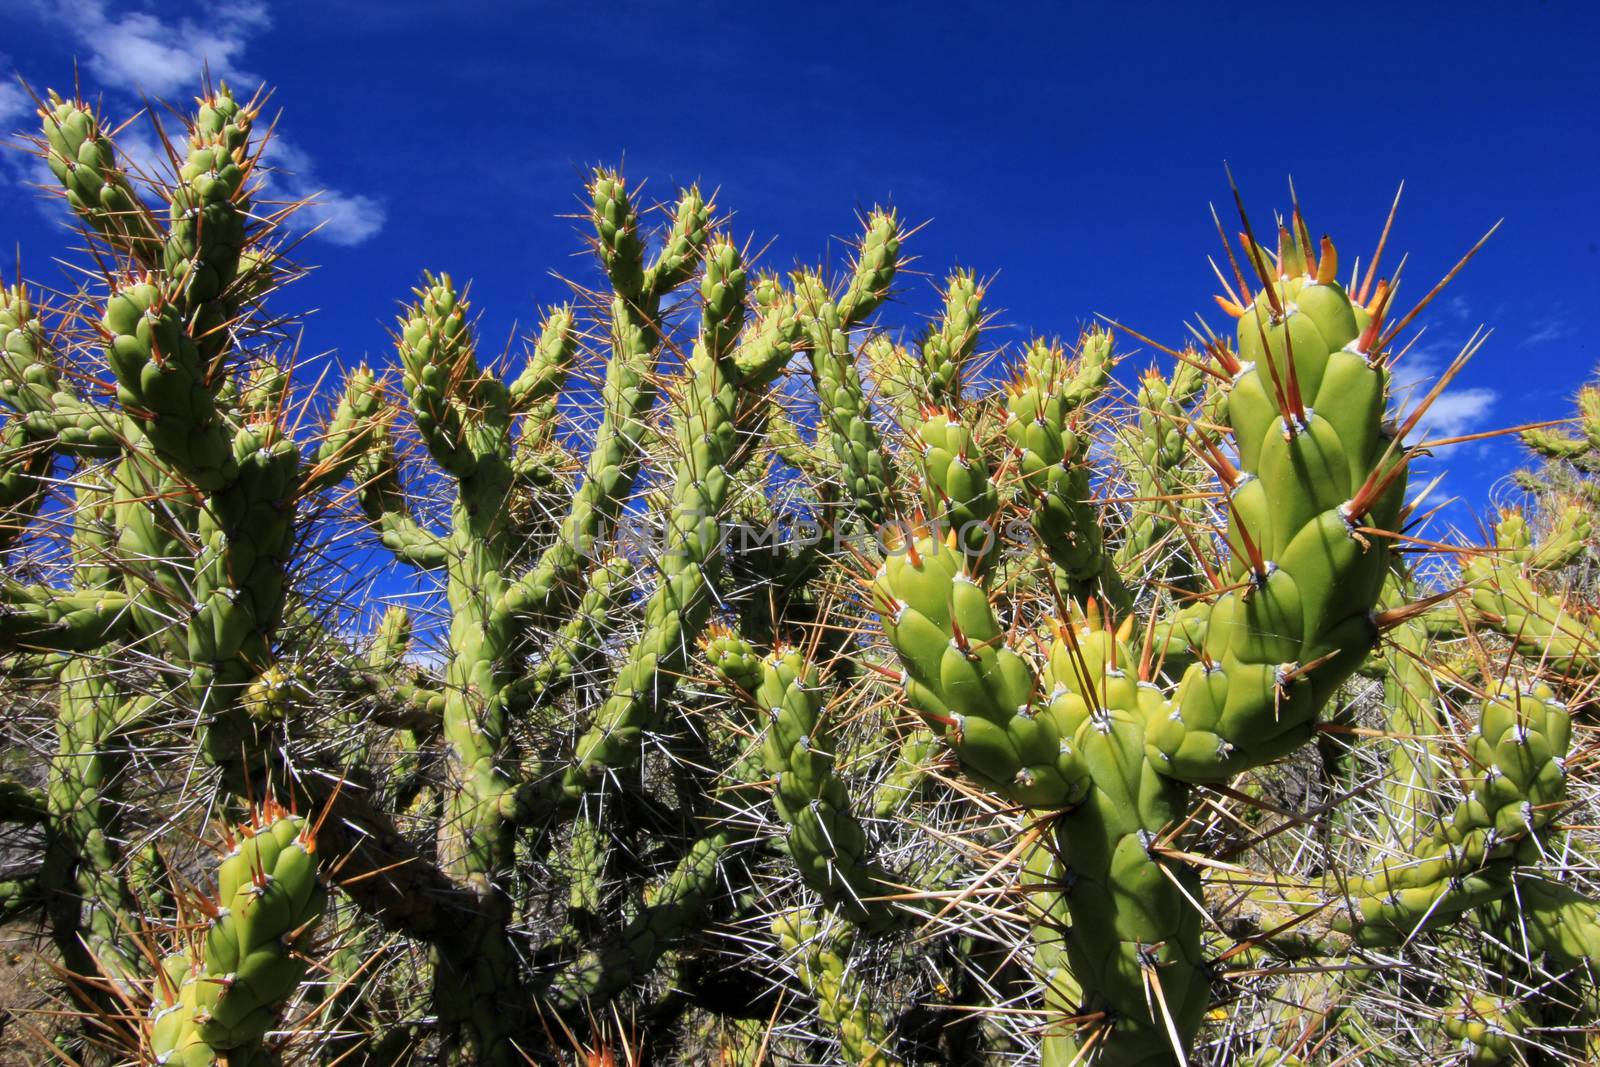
xmin=3 ymin=2 xmax=1596 ymax=521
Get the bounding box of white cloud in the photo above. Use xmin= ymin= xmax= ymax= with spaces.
xmin=1522 ymin=317 xmax=1574 ymax=347
xmin=262 ymin=138 xmax=386 ymax=247
xmin=39 ymin=0 xmax=269 ymax=98
xmin=1395 ymin=350 xmax=1498 ymax=448
xmin=11 ymin=2 xmax=383 ymax=245
xmin=1409 ymin=387 xmax=1498 ymax=445
xmin=0 ymin=82 xmax=30 ymax=129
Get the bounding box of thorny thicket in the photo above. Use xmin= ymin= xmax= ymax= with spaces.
xmin=1 ymin=80 xmax=1597 ymax=1067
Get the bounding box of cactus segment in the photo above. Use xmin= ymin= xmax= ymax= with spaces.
xmin=523 ymin=557 xmax=632 ymax=702
xmin=705 ymin=628 xmax=894 ymax=929
xmin=1463 ymin=507 xmax=1597 ymax=675
xmin=796 ymin=209 xmax=902 ymax=528
xmin=40 ymin=94 xmax=161 ymax=265
xmin=102 ymin=281 xmax=237 ymax=491
xmin=163 ymin=86 xmax=259 ymax=364
xmin=915 ymin=405 xmax=999 ymax=570
xmin=1 ymin=283 xmax=122 ymax=456
xmin=1340 ymin=680 xmax=1569 ymax=942
xmin=773 ymin=911 xmax=902 ymax=1067
xmin=146 ymin=803 xmax=323 ymax=1063
xmin=873 ymin=533 xmax=1091 ymax=810
xmin=560 ymin=240 xmax=766 ymax=798
xmin=1113 ymin=356 xmax=1206 ymax=582
xmin=1004 ymin=332 xmax=1118 ymax=604
xmin=506 ymin=177 xmax=710 ymax=623
xmin=1149 ymin=230 xmax=1405 ymax=781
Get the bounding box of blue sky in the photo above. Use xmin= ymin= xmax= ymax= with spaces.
xmin=2 ymin=1 xmax=1596 ymax=524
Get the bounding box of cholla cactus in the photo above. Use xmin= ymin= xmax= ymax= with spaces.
xmin=147 ymin=801 xmax=324 ymax=1064
xmin=5 ymin=75 xmax=1600 ymax=1067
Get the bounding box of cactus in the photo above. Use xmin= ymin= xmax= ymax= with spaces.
xmin=146 ymin=801 xmax=324 ymax=1064
xmin=9 ymin=73 xmax=1600 ymax=1067
xmin=1112 ymin=356 xmax=1207 ymax=587
xmin=704 ymin=626 xmax=895 ymax=930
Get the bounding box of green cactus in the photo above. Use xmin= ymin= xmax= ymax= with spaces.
xmin=500 ymin=175 xmax=710 ymax=624
xmin=773 ymin=910 xmax=902 ymax=1067
xmin=1460 ymin=505 xmax=1597 ymax=676
xmin=796 ymin=210 xmax=902 ymax=529
xmin=146 ymin=802 xmax=324 ymax=1064
xmin=1337 ymin=678 xmax=1570 ymax=943
xmin=1004 ymin=331 xmax=1125 ymax=608
xmin=704 ymin=626 xmax=895 ymax=930
xmin=10 ymin=74 xmax=1600 ymax=1067
xmin=1112 ymin=355 xmax=1207 ymax=586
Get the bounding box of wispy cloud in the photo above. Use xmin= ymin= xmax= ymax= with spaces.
xmin=1396 ymin=349 xmax=1498 ymax=448
xmin=32 ymin=0 xmax=268 ymax=98
xmin=0 ymin=82 xmax=29 ymax=129
xmin=263 ymin=139 xmax=386 ymax=247
xmin=13 ymin=0 xmax=384 ymax=245
xmin=1522 ymin=317 xmax=1574 ymax=347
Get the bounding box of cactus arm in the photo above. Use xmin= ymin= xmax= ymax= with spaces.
xmin=1373 ymin=583 xmax=1445 ymax=844
xmin=546 ymin=734 xmax=769 ymax=1009
xmin=558 ymin=239 xmax=753 ymax=801
xmin=380 ymin=272 xmax=533 ymax=1061
xmin=1004 ymin=332 xmax=1120 ymax=606
xmin=0 ymin=581 xmax=134 ymax=651
xmin=1 ymin=282 xmax=125 ymax=457
xmin=1487 ymin=875 xmax=1600 ymax=967
xmin=731 ymin=273 xmax=805 ymax=387
xmin=0 ymin=423 xmax=53 ymax=551
xmin=914 ymin=404 xmax=1000 ymax=570
xmin=1112 ymin=358 xmax=1205 ymax=581
xmin=351 ymin=414 xmax=452 ymax=568
xmin=101 ymin=281 xmax=238 ymax=491
xmin=0 ymin=780 xmax=49 ymax=825
xmin=145 ymin=804 xmax=325 ymax=1065
xmin=506 ymin=306 xmax=578 ymax=529
xmin=705 ymin=629 xmax=896 ymax=930
xmin=513 ymin=557 xmax=632 ymax=707
xmin=868 ymin=269 xmax=985 ymax=434
xmin=1521 ymin=425 xmax=1589 ymax=460
xmin=1037 ymin=616 xmax=1209 ymax=1064
xmin=547 ymin=826 xmax=735 ymax=1010
xmin=773 ymin=911 xmax=902 ymax=1067
xmin=508 ymin=305 xmax=576 ymax=415
xmin=47 ymin=658 xmax=147 ymax=990
xmin=1522 ymin=385 xmax=1600 ymax=460
xmin=503 ymin=177 xmax=710 ymax=624
xmin=836 ymin=208 xmax=902 ymax=327
xmin=39 ymin=94 xmax=162 ymax=267
xmin=870 ymin=731 xmax=939 ymax=819
xmin=920 ymin=269 xmax=983 ymax=406
xmin=1462 ymin=510 xmax=1597 ymax=675
xmin=767 ymin=399 xmax=829 ymax=475
xmin=299 ymin=365 xmax=384 ymax=496
xmin=872 ymin=533 xmax=1090 ymax=811
xmin=394 ymin=273 xmax=485 ymax=478
xmin=641 ymin=180 xmax=713 ymax=296
xmin=787 ymin=208 xmax=901 ymax=530
xmin=1336 ymin=680 xmax=1570 ymax=943
xmin=1148 ymin=234 xmax=1406 ymax=782
xmin=163 ymin=85 xmax=258 ymax=365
